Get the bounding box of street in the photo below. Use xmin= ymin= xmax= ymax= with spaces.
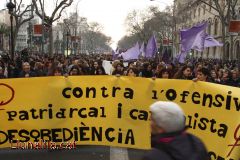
xmin=0 ymin=146 xmax=147 ymax=160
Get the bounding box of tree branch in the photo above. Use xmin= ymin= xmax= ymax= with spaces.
xmin=197 ymin=0 xmax=219 ymax=12
xmin=19 ymin=4 xmax=32 ymax=17
xmin=19 ymin=15 xmax=34 ymax=27
xmin=53 ymin=4 xmax=69 ymax=22
xmin=32 ymin=0 xmax=46 ymax=20
xmin=52 ymin=0 xmax=73 ymax=21
xmin=15 ymin=0 xmax=23 ymax=13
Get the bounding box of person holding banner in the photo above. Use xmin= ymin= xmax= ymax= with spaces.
xmin=142 ymin=101 xmax=209 ymax=160
xmin=0 ymin=66 xmax=6 ymax=78
xmin=192 ymin=67 xmax=211 ymax=82
xmin=126 ymin=68 xmax=139 ymax=77
xmin=18 ymin=62 xmax=37 ymax=78
xmin=173 ymin=65 xmax=193 ymax=80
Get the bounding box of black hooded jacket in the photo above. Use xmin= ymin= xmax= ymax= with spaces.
xmin=142 ymin=130 xmax=209 ymax=160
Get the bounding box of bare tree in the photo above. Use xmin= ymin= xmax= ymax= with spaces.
xmin=83 ymin=22 xmax=111 ymax=54
xmin=33 ymin=0 xmax=73 ymax=55
xmin=10 ymin=0 xmax=34 ymax=52
xmin=125 ymin=9 xmax=152 ymax=43
xmin=197 ymin=0 xmax=238 ymax=58
xmin=122 ymin=6 xmax=173 ymax=50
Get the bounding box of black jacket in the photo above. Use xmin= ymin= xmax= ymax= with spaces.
xmin=142 ymin=130 xmax=209 ymax=160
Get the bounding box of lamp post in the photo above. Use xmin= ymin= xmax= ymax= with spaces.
xmin=64 ymin=19 xmax=71 ymax=57
xmin=66 ymin=30 xmax=70 ymax=57
xmin=7 ymin=0 xmax=16 ymax=61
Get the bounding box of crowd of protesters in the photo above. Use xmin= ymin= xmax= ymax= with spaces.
xmin=0 ymin=52 xmax=240 ymax=87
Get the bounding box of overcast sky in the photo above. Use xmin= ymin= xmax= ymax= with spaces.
xmin=0 ymin=0 xmax=173 ymax=49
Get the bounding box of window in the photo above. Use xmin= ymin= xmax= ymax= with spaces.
xmin=213 ymin=47 xmax=216 ymax=58
xmin=214 ymin=19 xmax=218 ymax=35
xmin=198 ymin=8 xmax=201 ymax=16
xmin=207 ymin=48 xmax=210 ymax=58
xmin=208 ymin=22 xmax=211 ymax=34
xmin=203 ymin=5 xmax=206 ymax=15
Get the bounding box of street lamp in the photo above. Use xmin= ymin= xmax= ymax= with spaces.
xmin=66 ymin=30 xmax=71 ymax=57
xmin=64 ymin=19 xmax=71 ymax=57
xmin=7 ymin=0 xmax=16 ymax=60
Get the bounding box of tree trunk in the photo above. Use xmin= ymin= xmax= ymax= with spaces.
xmin=0 ymin=34 xmax=3 ymax=50
xmin=49 ymin=25 xmax=54 ymax=55
xmin=11 ymin=26 xmax=18 ymax=54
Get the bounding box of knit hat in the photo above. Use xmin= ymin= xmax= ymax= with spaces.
xmin=150 ymin=101 xmax=185 ymax=133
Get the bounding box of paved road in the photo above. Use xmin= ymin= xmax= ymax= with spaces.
xmin=0 ymin=146 xmax=147 ymax=160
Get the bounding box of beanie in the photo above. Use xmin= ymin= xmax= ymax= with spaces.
xmin=150 ymin=101 xmax=185 ymax=133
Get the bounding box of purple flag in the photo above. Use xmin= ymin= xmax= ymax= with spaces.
xmin=112 ymin=50 xmax=116 ymax=60
xmin=112 ymin=48 xmax=119 ymax=60
xmin=178 ymin=22 xmax=208 ymax=63
xmin=177 ymin=52 xmax=187 ymax=63
xmin=145 ymin=35 xmax=157 ymax=58
xmin=122 ymin=42 xmax=140 ymax=60
xmin=181 ymin=22 xmax=208 ymax=52
xmin=204 ymin=35 xmax=223 ymax=47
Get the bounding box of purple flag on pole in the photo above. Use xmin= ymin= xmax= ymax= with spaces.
xmin=112 ymin=48 xmax=119 ymax=60
xmin=122 ymin=42 xmax=140 ymax=60
xmin=181 ymin=22 xmax=208 ymax=52
xmin=112 ymin=50 xmax=116 ymax=60
xmin=177 ymin=52 xmax=187 ymax=63
xmin=178 ymin=22 xmax=208 ymax=63
xmin=204 ymin=35 xmax=223 ymax=47
xmin=145 ymin=35 xmax=157 ymax=58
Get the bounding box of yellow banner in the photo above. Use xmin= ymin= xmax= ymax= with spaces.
xmin=0 ymin=76 xmax=239 ymax=159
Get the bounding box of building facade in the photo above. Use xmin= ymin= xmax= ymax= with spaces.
xmin=174 ymin=0 xmax=240 ymax=60
xmin=53 ymin=15 xmax=89 ymax=55
xmin=15 ymin=4 xmax=41 ymax=52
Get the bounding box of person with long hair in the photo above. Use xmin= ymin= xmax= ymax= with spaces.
xmin=173 ymin=65 xmax=193 ymax=80
xmin=157 ymin=68 xmax=172 ymax=79
xmin=126 ymin=68 xmax=139 ymax=77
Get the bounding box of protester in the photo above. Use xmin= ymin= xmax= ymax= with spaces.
xmin=112 ymin=63 xmax=124 ymax=75
xmin=193 ymin=67 xmax=211 ymax=82
xmin=231 ymin=69 xmax=240 ymax=87
xmin=157 ymin=68 xmax=171 ymax=79
xmin=141 ymin=63 xmax=153 ymax=78
xmin=89 ymin=61 xmax=99 ymax=75
xmin=96 ymin=66 xmax=107 ymax=75
xmin=126 ymin=68 xmax=138 ymax=77
xmin=173 ymin=65 xmax=193 ymax=80
xmin=69 ymin=65 xmax=81 ymax=76
xmin=0 ymin=66 xmax=6 ymax=79
xmin=142 ymin=101 xmax=209 ymax=160
xmin=220 ymin=69 xmax=233 ymax=86
xmin=0 ymin=52 xmax=239 ymax=88
xmin=210 ymin=70 xmax=221 ymax=83
xmin=18 ymin=62 xmax=36 ymax=78
xmin=53 ymin=67 xmax=64 ymax=76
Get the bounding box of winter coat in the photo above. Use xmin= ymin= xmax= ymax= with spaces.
xmin=142 ymin=130 xmax=209 ymax=160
